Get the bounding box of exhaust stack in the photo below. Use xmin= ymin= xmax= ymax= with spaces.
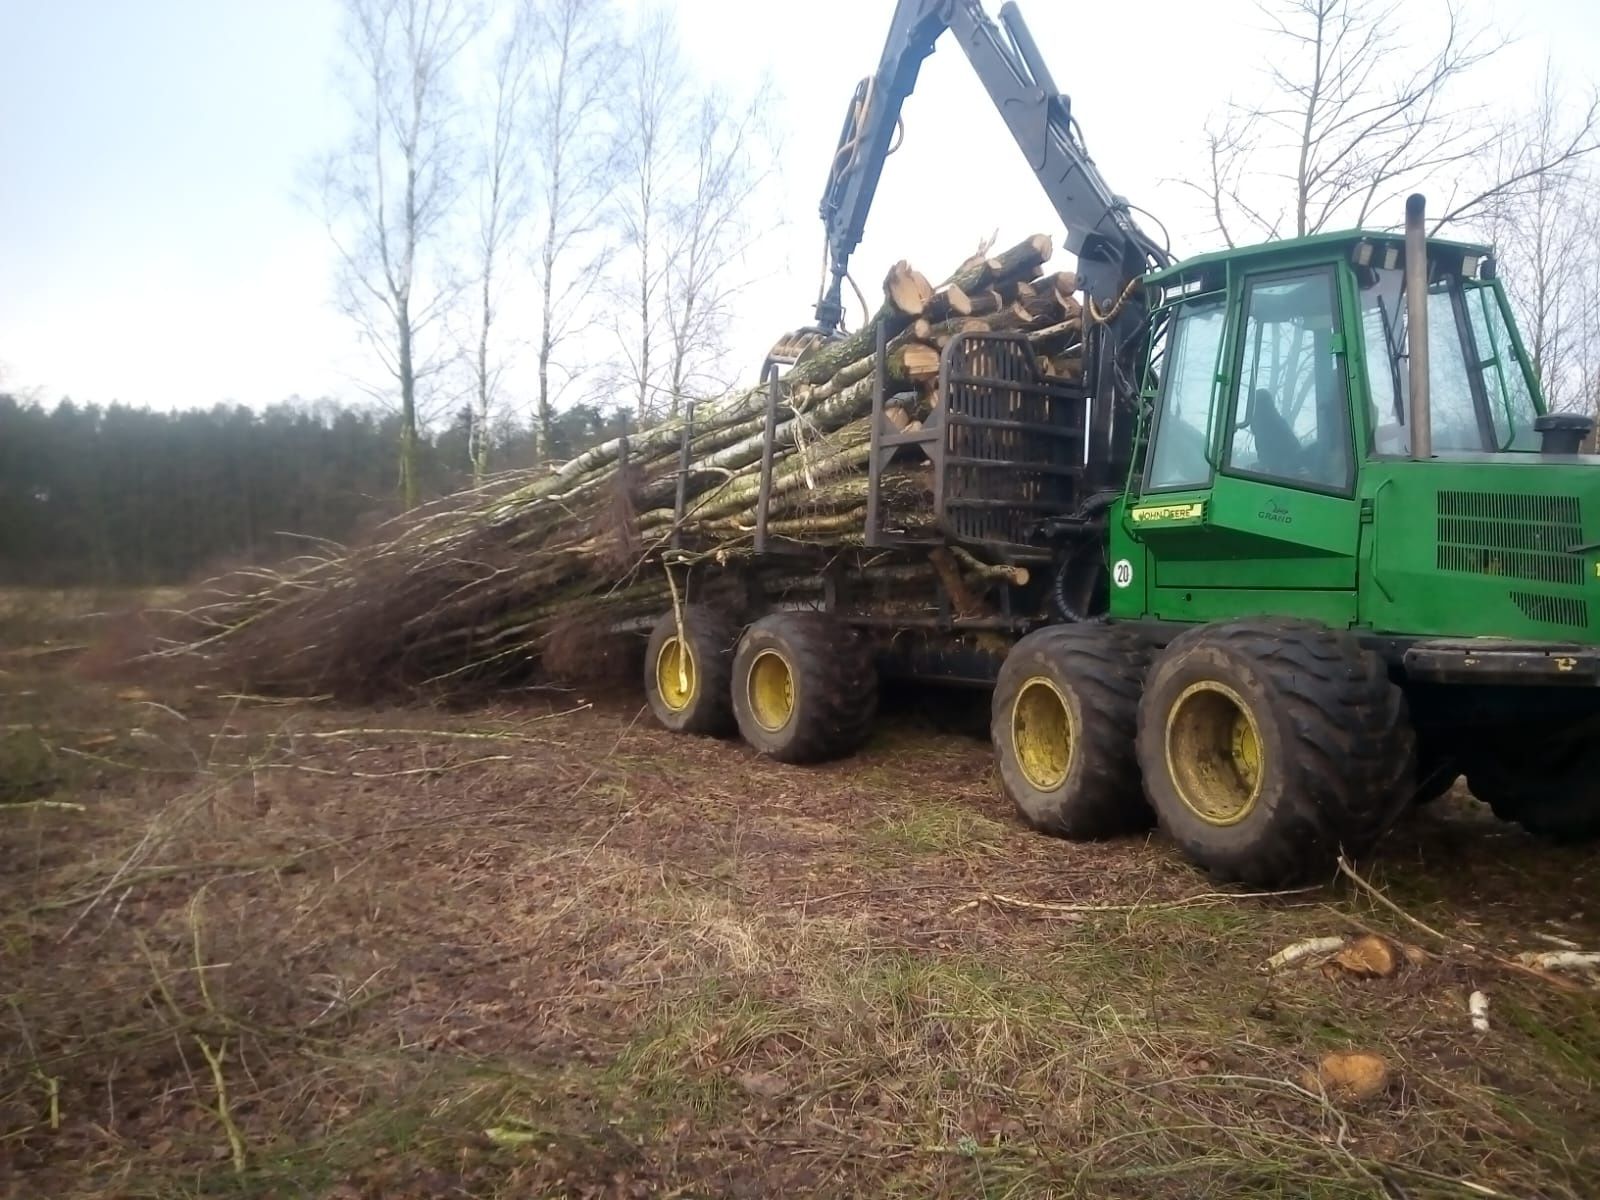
xmin=1404 ymin=193 xmax=1432 ymax=460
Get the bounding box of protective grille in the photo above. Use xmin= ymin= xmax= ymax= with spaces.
xmin=1435 ymin=490 xmax=1583 ymax=585
xmin=1511 ymin=590 xmax=1589 ymax=627
xmin=938 ymin=332 xmax=1085 ymax=554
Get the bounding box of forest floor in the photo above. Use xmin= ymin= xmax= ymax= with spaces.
xmin=3 ymin=589 xmax=1600 ymax=1199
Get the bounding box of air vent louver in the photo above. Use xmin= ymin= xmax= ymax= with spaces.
xmin=1436 ymin=490 xmax=1583 ymax=585
xmin=1510 ymin=591 xmax=1589 ymax=627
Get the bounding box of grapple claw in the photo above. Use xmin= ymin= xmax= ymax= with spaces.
xmin=764 ymin=327 xmax=833 ymax=372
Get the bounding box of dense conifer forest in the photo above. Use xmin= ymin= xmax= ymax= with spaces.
xmin=0 ymin=394 xmax=629 ymax=584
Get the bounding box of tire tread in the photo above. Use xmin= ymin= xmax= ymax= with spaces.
xmin=993 ymin=623 xmax=1154 ymax=838
xmin=1137 ymin=617 xmax=1414 ymax=885
xmin=644 ymin=605 xmax=739 ymax=736
xmin=733 ymin=611 xmax=878 ymax=763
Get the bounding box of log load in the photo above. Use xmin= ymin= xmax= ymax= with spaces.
xmin=156 ymin=235 xmax=1090 ymax=699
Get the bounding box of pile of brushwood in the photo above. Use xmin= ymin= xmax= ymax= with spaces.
xmin=157 ymin=235 xmax=1085 ymax=698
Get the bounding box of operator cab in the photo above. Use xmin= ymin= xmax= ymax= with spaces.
xmin=1114 ymin=227 xmax=1600 ymax=645
xmin=1142 ymin=231 xmax=1566 ymax=491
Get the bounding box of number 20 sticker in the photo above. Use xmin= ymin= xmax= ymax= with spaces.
xmin=1112 ymin=558 xmax=1134 ymax=589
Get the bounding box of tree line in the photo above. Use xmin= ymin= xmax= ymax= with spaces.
xmin=0 ymin=394 xmax=628 ymax=586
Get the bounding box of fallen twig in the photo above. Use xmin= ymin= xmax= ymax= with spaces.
xmin=36 ymin=848 xmax=337 ymax=916
xmin=1470 ymin=990 xmax=1491 ymax=1032
xmin=53 ymin=745 xmax=191 ymax=775
xmin=1517 ymin=950 xmax=1600 ymax=976
xmin=204 ymin=708 xmax=591 ymax=744
xmin=1336 ymin=855 xmax=1462 ymax=949
xmin=253 ymin=753 xmax=515 ymax=779
xmin=196 ymin=1036 xmax=245 ymax=1172
xmin=1531 ymin=931 xmax=1583 ymax=951
xmin=189 ymin=898 xmax=246 ymax=1173
xmin=953 ymin=886 xmax=1318 ymax=917
xmin=216 ymin=692 xmax=333 ymax=706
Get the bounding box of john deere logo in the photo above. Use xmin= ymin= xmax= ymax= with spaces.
xmin=1130 ymin=502 xmax=1203 ymax=524
xmin=1259 ymin=499 xmax=1293 ymax=525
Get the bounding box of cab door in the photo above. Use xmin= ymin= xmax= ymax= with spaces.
xmin=1135 ymin=264 xmax=1362 ymax=626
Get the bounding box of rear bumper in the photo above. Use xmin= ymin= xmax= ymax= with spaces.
xmin=1399 ymin=639 xmax=1600 ymax=687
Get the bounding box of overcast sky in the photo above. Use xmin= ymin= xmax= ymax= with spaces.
xmin=2 ymin=0 xmax=1595 ymax=414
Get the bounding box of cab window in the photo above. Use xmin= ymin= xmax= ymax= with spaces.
xmin=1146 ymin=296 xmax=1225 ymax=491
xmin=1226 ymin=268 xmax=1352 ymax=491
xmin=1357 ymin=266 xmax=1540 ymax=454
xmin=1465 ymin=281 xmax=1541 ymax=451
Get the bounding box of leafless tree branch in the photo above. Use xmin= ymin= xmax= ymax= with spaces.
xmin=322 ymin=0 xmax=480 ymax=507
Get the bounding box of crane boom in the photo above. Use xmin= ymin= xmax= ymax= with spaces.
xmin=814 ymin=0 xmax=1169 ymax=335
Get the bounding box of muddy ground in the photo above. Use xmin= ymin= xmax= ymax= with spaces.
xmin=2 ymin=592 xmax=1599 ymax=1198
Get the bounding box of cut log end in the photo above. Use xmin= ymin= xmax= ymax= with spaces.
xmin=889 ymin=342 xmax=942 ymax=383
xmin=928 ymin=283 xmax=973 ymax=320
xmin=884 ymin=260 xmax=936 ymax=317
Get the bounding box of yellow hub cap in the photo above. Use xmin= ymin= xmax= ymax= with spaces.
xmin=1165 ymin=681 xmax=1264 ymax=825
xmin=1012 ymin=677 xmax=1075 ymax=791
xmin=654 ymin=637 xmax=697 ymax=712
xmin=748 ymin=650 xmax=796 ymax=731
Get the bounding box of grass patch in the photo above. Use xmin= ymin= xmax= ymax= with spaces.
xmin=1499 ymin=994 xmax=1600 ymax=1088
xmin=108 ymin=1058 xmax=634 ymax=1200
xmin=0 ymin=585 xmax=166 ymax=651
xmin=870 ymin=799 xmax=1010 ymax=856
xmin=611 ymin=986 xmax=808 ymax=1116
xmin=0 ymin=729 xmax=64 ymax=804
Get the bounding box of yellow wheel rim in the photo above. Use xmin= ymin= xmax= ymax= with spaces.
xmin=747 ymin=650 xmax=796 ymax=732
xmin=1165 ymin=680 xmax=1264 ymax=826
xmin=654 ymin=637 xmax=697 ymax=712
xmin=1012 ymin=676 xmax=1075 ymax=791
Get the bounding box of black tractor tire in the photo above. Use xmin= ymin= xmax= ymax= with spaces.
xmin=991 ymin=624 xmax=1154 ymax=838
xmin=1135 ymin=618 xmax=1415 ymax=887
xmin=1466 ymin=735 xmax=1600 ymax=841
xmin=643 ymin=606 xmax=739 ymax=736
xmin=731 ymin=611 xmax=878 ymax=764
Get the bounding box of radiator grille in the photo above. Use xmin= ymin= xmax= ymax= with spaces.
xmin=1511 ymin=590 xmax=1589 ymax=627
xmin=1436 ymin=490 xmax=1583 ymax=585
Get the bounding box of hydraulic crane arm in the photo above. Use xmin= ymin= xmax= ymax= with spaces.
xmin=814 ymin=0 xmax=1170 ymax=335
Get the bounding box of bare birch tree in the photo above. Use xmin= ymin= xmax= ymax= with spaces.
xmin=1188 ymin=0 xmax=1595 ymax=244
xmin=608 ymin=11 xmax=776 ymax=420
xmin=526 ymin=0 xmax=621 ymax=458
xmin=663 ymin=85 xmax=777 ymax=412
xmin=322 ymin=0 xmax=479 ymax=508
xmin=609 ymin=9 xmax=686 ymax=420
xmin=1569 ymin=233 xmax=1600 ymax=432
xmin=1482 ymin=66 xmax=1600 ymax=411
xmin=466 ymin=8 xmax=535 ymax=482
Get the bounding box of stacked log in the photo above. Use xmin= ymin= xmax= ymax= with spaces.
xmin=157 ymin=235 xmax=1086 ymax=699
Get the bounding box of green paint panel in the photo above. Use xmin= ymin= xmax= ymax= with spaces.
xmin=1144 ymin=586 xmax=1358 ymax=627
xmin=1360 ymin=459 xmax=1600 ymax=640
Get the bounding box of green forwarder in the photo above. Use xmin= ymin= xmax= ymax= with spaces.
xmin=635 ymin=0 xmax=1600 ymax=887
